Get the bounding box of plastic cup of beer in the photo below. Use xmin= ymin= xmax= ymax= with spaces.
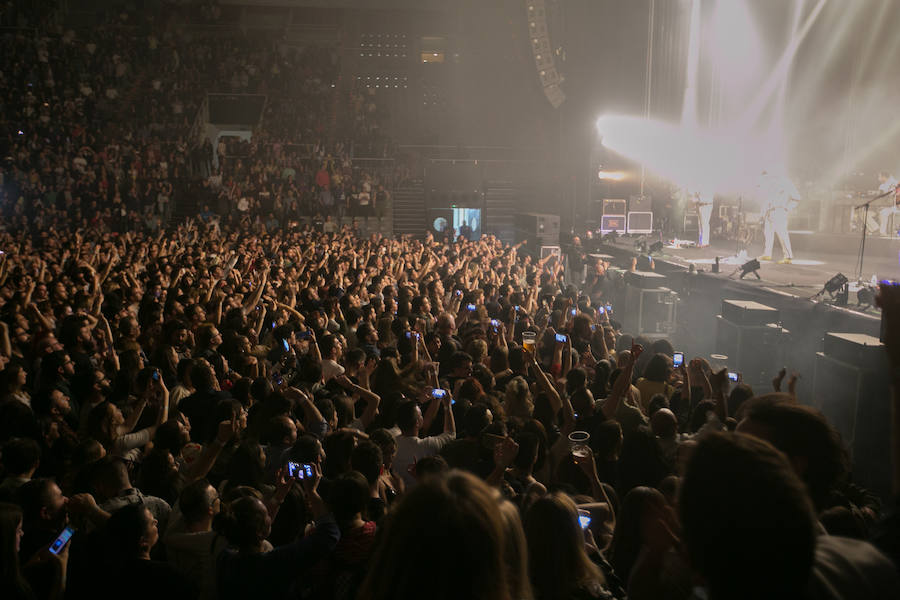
xmin=568 ymin=431 xmax=591 ymax=459
xmin=522 ymin=331 xmax=536 ymax=354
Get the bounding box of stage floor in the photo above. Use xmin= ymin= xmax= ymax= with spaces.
xmin=600 ymin=231 xmax=900 ymax=316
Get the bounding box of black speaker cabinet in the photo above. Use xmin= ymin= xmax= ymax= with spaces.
xmin=715 ymin=316 xmax=789 ymax=386
xmin=514 ymin=213 xmax=559 ymax=246
xmin=813 ymin=351 xmax=891 ymax=495
xmin=623 ymin=285 xmax=677 ymax=335
xmin=721 ymin=299 xmax=779 ymax=326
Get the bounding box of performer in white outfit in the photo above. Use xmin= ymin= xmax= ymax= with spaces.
xmin=877 ymin=172 xmax=899 ymax=236
xmin=759 ymin=172 xmax=799 ymax=264
xmin=695 ymin=191 xmax=714 ymax=248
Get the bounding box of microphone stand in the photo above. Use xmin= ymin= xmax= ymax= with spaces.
xmin=854 ymin=186 xmax=896 ymax=282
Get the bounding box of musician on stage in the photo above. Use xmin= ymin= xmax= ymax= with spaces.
xmin=877 ymin=171 xmax=899 ymax=236
xmin=694 ymin=190 xmax=714 ymax=248
xmin=759 ymin=171 xmax=798 ymax=265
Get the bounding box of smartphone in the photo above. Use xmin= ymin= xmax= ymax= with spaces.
xmin=490 ymin=319 xmax=499 ymax=328
xmin=405 ymin=331 xmax=412 ymax=339
xmin=455 ymin=289 xmax=462 ymax=297
xmin=152 ymin=370 xmax=160 ymax=381
xmin=605 ymin=304 xmax=612 ymax=313
xmin=297 ymin=330 xmax=312 ymax=340
xmin=49 ymin=526 xmax=74 ymax=555
xmin=597 ymin=306 xmax=605 ymax=314
xmin=431 ymin=388 xmax=447 ymax=399
xmin=515 ymin=305 xmax=521 ymax=312
xmin=570 ymin=308 xmax=577 ymax=316
xmin=271 ymin=322 xmax=276 ymax=329
xmin=287 ymin=461 xmax=314 ymax=479
xmin=466 ymin=303 xmax=477 ymax=312
xmin=577 ymin=510 xmax=592 ymax=530
xmin=282 ymin=339 xmax=290 ymax=352
xmin=728 ymin=371 xmax=739 ymax=382
xmin=673 ymin=352 xmax=684 ymax=368
xmin=555 ymin=333 xmax=568 ymax=343
xmin=287 ymin=461 xmax=308 ymax=479
xmin=272 ymin=371 xmax=284 ymax=386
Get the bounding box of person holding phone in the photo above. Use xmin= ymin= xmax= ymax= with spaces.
xmin=0 ymin=502 xmax=69 ymax=600
xmin=634 ymin=353 xmax=676 ymax=413
xmin=393 ymin=390 xmax=457 ymax=488
xmin=216 ymin=463 xmax=339 ymax=600
xmin=86 ymin=368 xmax=169 ymax=462
xmin=525 ymin=493 xmax=620 ymax=600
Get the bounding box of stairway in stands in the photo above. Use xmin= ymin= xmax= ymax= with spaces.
xmin=392 ymin=180 xmax=426 ymax=237
xmin=484 ymin=181 xmax=518 ymax=244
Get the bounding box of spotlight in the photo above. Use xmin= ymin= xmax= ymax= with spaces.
xmin=738 ymin=259 xmax=761 ymax=280
xmin=649 ymin=241 xmax=664 ymax=255
xmin=823 ymin=273 xmax=849 ymax=294
xmin=812 ymin=272 xmax=849 ymax=304
xmin=857 ymin=286 xmax=875 ymax=308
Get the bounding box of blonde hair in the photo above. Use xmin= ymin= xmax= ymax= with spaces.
xmin=504 ymin=376 xmax=533 ymax=419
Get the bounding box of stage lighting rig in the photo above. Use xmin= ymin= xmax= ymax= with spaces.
xmin=811 ymin=272 xmax=849 ymax=304
xmin=731 ymin=258 xmax=761 ymax=280
xmin=823 ymin=273 xmax=849 ymax=294
xmin=857 ymin=286 xmax=875 ymax=309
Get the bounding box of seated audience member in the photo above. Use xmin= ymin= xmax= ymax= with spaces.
xmin=680 ymin=432 xmax=900 ymax=600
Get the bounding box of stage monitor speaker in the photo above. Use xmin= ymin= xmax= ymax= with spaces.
xmin=813 ymin=351 xmax=891 ymax=495
xmin=623 ymin=285 xmax=677 ymax=335
xmin=822 ymin=332 xmax=886 ymax=367
xmin=721 ymin=300 xmax=779 ymax=326
xmin=627 ymin=212 xmax=653 ymax=234
xmin=715 ymin=316 xmax=789 ymax=386
xmin=600 ymin=214 xmax=626 ymax=234
xmin=625 ymin=270 xmax=667 ymax=289
xmin=629 ymin=195 xmax=652 ymax=213
xmin=602 ymin=199 xmax=627 ymax=216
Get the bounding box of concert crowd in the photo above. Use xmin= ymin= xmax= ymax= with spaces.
xmin=2 ymin=4 xmax=900 ymax=600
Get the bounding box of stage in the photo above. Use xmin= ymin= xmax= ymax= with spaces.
xmin=598 ymin=230 xmax=900 ymax=315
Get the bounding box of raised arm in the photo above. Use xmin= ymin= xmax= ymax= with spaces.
xmin=602 ymin=343 xmax=643 ymax=420
xmin=526 ymin=350 xmax=562 ymax=418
